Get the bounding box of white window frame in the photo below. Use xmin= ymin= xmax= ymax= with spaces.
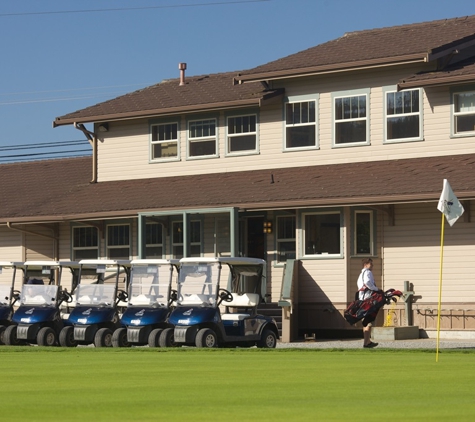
xmin=225 ymin=113 xmax=258 ymax=156
xmin=187 ymin=118 xmax=218 ymax=159
xmin=384 ymin=87 xmax=423 ymax=143
xmin=452 ymin=89 xmax=475 ymax=137
xmin=276 ymin=215 xmax=296 ymax=264
xmin=150 ymin=121 xmax=180 ymax=162
xmin=332 ymin=89 xmax=370 ymax=147
xmin=106 ymin=223 xmax=130 ymax=260
xmin=353 ymin=210 xmax=374 ymax=256
xmin=72 ymin=226 xmax=99 ymax=260
xmin=301 ymin=211 xmax=343 ymax=258
xmin=284 ymin=95 xmax=318 ymax=151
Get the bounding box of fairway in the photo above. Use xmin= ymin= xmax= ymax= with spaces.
xmin=1 ymin=347 xmax=474 ymax=421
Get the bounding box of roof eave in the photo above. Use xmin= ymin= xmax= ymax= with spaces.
xmin=53 ymin=90 xmax=284 ymax=127
xmin=235 ymin=54 xmax=428 ymax=83
xmin=398 ymin=74 xmax=475 ymax=90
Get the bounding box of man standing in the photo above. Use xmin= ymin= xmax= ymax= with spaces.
xmin=357 ymin=258 xmax=380 ymax=348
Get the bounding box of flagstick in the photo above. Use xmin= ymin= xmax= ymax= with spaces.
xmin=436 ymin=212 xmax=445 ymax=362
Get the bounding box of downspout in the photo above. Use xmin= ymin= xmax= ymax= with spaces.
xmin=74 ymin=122 xmax=98 ymax=183
xmin=6 ymin=222 xmax=59 ymax=261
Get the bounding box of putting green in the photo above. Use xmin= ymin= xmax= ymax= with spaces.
xmin=0 ymin=347 xmax=474 ymax=421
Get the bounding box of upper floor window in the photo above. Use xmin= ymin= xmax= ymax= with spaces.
xmin=188 ymin=119 xmax=217 ymax=158
xmin=150 ymin=122 xmax=179 ymax=161
xmin=276 ymin=215 xmax=296 ymax=263
xmin=285 ymin=100 xmax=316 ymax=149
xmin=226 ymin=114 xmax=257 ymax=155
xmin=172 ymin=221 xmax=201 ymax=258
xmin=333 ymin=91 xmax=368 ymax=146
xmin=453 ymin=91 xmax=475 ymax=135
xmin=354 ymin=210 xmax=374 ymax=256
xmin=145 ymin=222 xmax=164 ymax=258
xmin=303 ymin=211 xmax=342 ymax=257
xmin=107 ymin=224 xmax=130 ymax=260
xmin=72 ymin=226 xmax=98 ymax=260
xmin=385 ymin=89 xmax=422 ymax=142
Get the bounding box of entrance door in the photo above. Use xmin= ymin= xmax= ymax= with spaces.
xmin=240 ymin=216 xmax=265 ymax=260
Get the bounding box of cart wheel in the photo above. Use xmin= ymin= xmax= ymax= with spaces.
xmin=0 ymin=325 xmax=6 ymax=345
xmin=3 ymin=325 xmax=24 ymax=346
xmin=37 ymin=327 xmax=57 ymax=347
xmin=195 ymin=328 xmax=218 ymax=348
xmin=158 ymin=328 xmax=177 ymax=347
xmin=59 ymin=326 xmax=77 ymax=347
xmin=257 ymin=328 xmax=277 ymax=348
xmin=94 ymin=328 xmax=113 ymax=347
xmin=148 ymin=328 xmax=163 ymax=347
xmin=112 ymin=328 xmax=131 ymax=348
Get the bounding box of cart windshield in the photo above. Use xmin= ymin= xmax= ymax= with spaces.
xmin=0 ymin=285 xmax=11 ymax=306
xmin=177 ymin=262 xmax=219 ymax=307
xmin=21 ymin=285 xmax=58 ymax=307
xmin=128 ymin=264 xmax=173 ymax=307
xmin=75 ymin=284 xmax=116 ymax=307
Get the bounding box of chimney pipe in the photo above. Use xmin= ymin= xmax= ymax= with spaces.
xmin=179 ymin=62 xmax=187 ymax=86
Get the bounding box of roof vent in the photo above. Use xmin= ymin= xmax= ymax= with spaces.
xmin=179 ymin=62 xmax=187 ymax=86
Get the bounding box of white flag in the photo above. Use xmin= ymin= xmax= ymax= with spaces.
xmin=437 ymin=179 xmax=464 ymax=226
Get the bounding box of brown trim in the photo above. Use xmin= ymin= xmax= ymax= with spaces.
xmin=398 ymin=74 xmax=475 ymax=90
xmin=53 ymin=90 xmax=284 ymax=127
xmin=235 ymin=54 xmax=427 ymax=83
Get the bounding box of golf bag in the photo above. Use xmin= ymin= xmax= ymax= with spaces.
xmin=344 ymin=289 xmax=402 ymax=326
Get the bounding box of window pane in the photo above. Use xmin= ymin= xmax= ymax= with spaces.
xmin=455 ymin=92 xmax=475 ymax=112
xmin=108 ymin=225 xmax=129 ymax=246
xmin=335 ymin=120 xmax=366 ymax=144
xmin=145 ymin=246 xmax=163 ymax=258
xmin=73 ymin=227 xmax=97 ymax=248
xmin=286 ymin=126 xmax=316 ymax=148
xmin=146 ymin=223 xmax=163 ymax=245
xmin=152 ymin=142 xmax=177 ymax=159
xmin=356 ymin=212 xmax=371 ymax=254
xmin=387 ymin=115 xmax=419 ymax=139
xmin=455 ymin=114 xmax=475 ymax=133
xmin=305 ymin=213 xmax=341 ymax=255
xmin=108 ymin=248 xmax=129 ymax=260
xmin=229 ymin=134 xmax=256 ymax=152
xmin=189 ymin=140 xmax=215 ymax=156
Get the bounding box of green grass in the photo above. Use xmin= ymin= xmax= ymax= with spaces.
xmin=1 ymin=347 xmax=475 ymax=421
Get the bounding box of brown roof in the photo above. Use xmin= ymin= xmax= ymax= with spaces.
xmin=398 ymin=56 xmax=475 ymax=89
xmin=236 ymin=15 xmax=475 ymax=82
xmin=53 ymin=72 xmax=283 ymax=127
xmin=2 ymin=154 xmax=475 ymax=224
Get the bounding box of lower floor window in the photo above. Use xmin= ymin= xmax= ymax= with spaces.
xmin=172 ymin=221 xmax=201 ymax=258
xmin=276 ymin=216 xmax=296 ymax=263
xmin=72 ymin=226 xmax=98 ymax=260
xmin=145 ymin=222 xmax=164 ymax=258
xmin=355 ymin=210 xmax=373 ymax=255
xmin=303 ymin=212 xmax=341 ymax=256
xmin=107 ymin=224 xmax=130 ymax=259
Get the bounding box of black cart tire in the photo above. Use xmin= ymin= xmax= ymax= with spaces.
xmin=112 ymin=328 xmax=131 ymax=348
xmin=257 ymin=328 xmax=277 ymax=348
xmin=195 ymin=328 xmax=218 ymax=348
xmin=94 ymin=328 xmax=113 ymax=347
xmin=4 ymin=325 xmax=23 ymax=346
xmin=148 ymin=328 xmax=163 ymax=347
xmin=59 ymin=326 xmax=77 ymax=347
xmin=0 ymin=325 xmax=6 ymax=345
xmin=37 ymin=327 xmax=57 ymax=347
xmin=158 ymin=328 xmax=176 ymax=347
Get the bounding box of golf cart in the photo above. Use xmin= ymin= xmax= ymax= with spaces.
xmin=59 ymin=259 xmax=130 ymax=348
xmin=162 ymin=257 xmax=279 ymax=348
xmin=0 ymin=262 xmax=21 ymax=344
xmin=112 ymin=259 xmax=179 ymax=347
xmin=3 ymin=261 xmax=73 ymax=346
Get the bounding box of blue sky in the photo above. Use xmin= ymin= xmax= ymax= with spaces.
xmin=0 ymin=0 xmax=474 ymax=160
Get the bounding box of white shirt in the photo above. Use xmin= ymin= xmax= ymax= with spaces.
xmin=357 ymin=268 xmax=378 ymax=300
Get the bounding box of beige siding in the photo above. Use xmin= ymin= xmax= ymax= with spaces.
xmin=0 ymin=226 xmax=23 ymax=285
xmin=97 ymin=63 xmax=475 ymax=183
xmin=382 ymin=203 xmax=475 ymax=304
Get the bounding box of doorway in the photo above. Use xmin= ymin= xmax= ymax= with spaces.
xmin=239 ymin=216 xmax=265 ymax=260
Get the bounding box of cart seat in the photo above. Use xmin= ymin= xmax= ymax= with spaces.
xmin=221 ymin=293 xmax=260 ymax=321
xmin=180 ymin=294 xmax=210 ymax=305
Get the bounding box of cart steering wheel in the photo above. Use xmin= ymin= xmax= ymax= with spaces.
xmin=218 ymin=289 xmax=233 ymax=304
xmin=61 ymin=290 xmax=73 ymax=303
xmin=117 ymin=289 xmax=128 ymax=302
